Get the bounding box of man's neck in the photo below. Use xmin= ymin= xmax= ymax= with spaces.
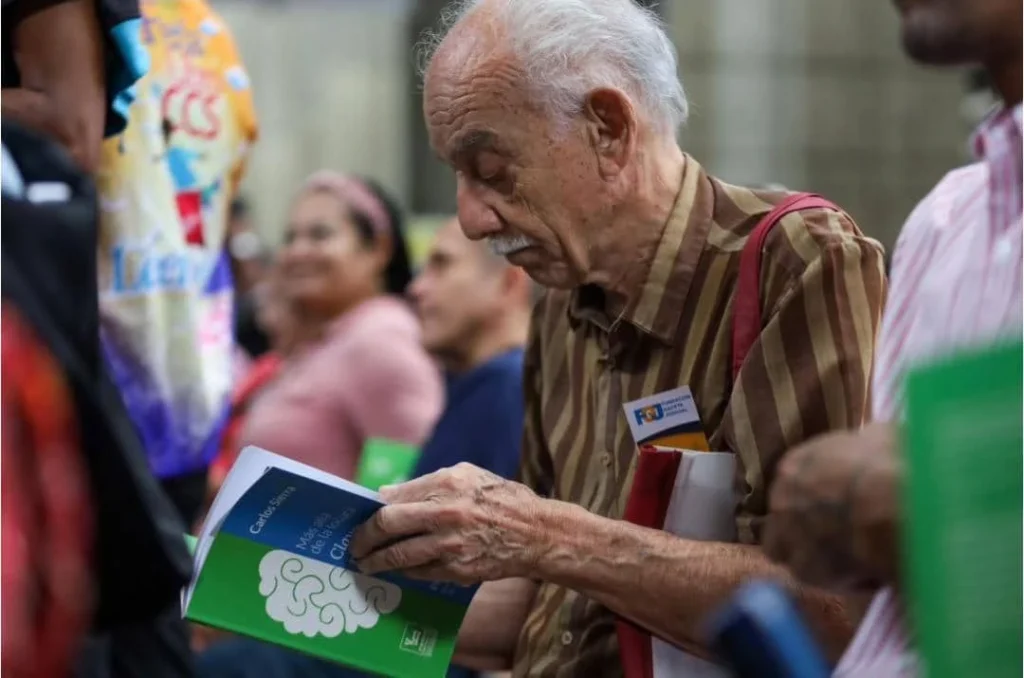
xmin=442 ymin=317 xmax=527 ymax=375
xmin=587 ymin=142 xmax=686 ymax=318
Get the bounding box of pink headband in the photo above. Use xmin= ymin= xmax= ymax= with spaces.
xmin=302 ymin=170 xmax=391 ymax=237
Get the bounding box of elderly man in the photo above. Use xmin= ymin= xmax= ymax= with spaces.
xmin=764 ymin=0 xmax=1021 ymax=675
xmin=351 ymin=0 xmax=886 ymax=675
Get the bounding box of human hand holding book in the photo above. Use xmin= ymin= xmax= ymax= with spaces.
xmin=182 ymin=446 xmax=476 ymax=678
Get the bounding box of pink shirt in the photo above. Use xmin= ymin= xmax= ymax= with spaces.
xmin=836 ymin=104 xmax=1022 ymax=677
xmin=239 ymin=296 xmax=443 ymax=479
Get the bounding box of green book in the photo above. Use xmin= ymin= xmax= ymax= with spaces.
xmin=183 ymin=446 xmax=475 ymax=677
xmin=903 ymin=339 xmax=1023 ymax=678
xmin=355 ymin=438 xmax=421 ymax=491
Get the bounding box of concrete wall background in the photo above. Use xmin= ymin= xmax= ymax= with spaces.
xmin=214 ymin=0 xmax=976 ymax=252
xmin=668 ymin=0 xmax=970 ymax=247
xmin=213 ymin=0 xmax=414 ymax=245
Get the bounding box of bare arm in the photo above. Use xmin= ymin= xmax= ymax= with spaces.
xmin=533 ymin=502 xmax=856 ymax=661
xmin=2 ymin=0 xmax=106 ymax=172
xmin=453 ymin=578 xmax=537 ymax=671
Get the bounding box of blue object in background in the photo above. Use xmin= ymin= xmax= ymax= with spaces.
xmin=413 ymin=347 xmax=525 ymax=482
xmin=705 ymin=580 xmax=831 ymax=678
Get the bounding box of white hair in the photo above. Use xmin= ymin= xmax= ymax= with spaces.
xmin=417 ymin=0 xmax=689 ymax=136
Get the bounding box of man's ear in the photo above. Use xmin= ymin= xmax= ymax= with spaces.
xmin=583 ymin=88 xmax=636 ymax=179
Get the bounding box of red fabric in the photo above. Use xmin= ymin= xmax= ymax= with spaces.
xmin=615 ymin=445 xmax=682 ymax=678
xmin=175 ymin=191 xmax=204 ymax=245
xmin=731 ymin=194 xmax=838 ymax=380
xmin=616 ymin=194 xmax=839 ymax=678
xmin=1 ymin=303 xmax=92 ymax=678
xmin=209 ymin=353 xmax=283 ymax=492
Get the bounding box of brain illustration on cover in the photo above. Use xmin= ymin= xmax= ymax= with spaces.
xmin=258 ymin=550 xmax=402 ymax=638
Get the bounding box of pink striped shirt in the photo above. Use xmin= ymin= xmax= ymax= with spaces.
xmin=835 ymin=103 xmax=1023 ymax=677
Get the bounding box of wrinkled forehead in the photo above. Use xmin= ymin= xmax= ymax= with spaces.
xmin=423 ymin=31 xmax=535 ymax=160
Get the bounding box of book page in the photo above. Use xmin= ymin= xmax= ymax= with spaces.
xmin=186 ymin=446 xmax=385 ymax=610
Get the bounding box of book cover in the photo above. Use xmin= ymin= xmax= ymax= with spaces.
xmin=903 ymin=339 xmax=1023 ymax=678
xmin=184 ymin=446 xmax=475 ymax=678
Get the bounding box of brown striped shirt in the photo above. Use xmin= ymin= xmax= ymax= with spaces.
xmin=510 ymin=155 xmax=887 ymax=678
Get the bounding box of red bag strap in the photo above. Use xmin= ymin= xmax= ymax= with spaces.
xmin=731 ymin=193 xmax=839 ymax=381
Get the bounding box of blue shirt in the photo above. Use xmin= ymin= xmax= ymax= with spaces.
xmin=414 ymin=348 xmax=525 ymax=678
xmin=413 ymin=348 xmax=525 ymax=481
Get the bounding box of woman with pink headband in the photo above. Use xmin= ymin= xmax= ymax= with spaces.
xmin=236 ymin=171 xmax=443 ymax=481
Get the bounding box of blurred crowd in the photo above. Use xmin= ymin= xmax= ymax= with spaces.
xmin=1 ymin=0 xmax=1020 ymax=678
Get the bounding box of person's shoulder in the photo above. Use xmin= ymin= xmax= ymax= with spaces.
xmin=707 ymin=177 xmax=877 ymax=257
xmin=473 ymin=348 xmax=525 ymax=387
xmin=752 ymin=192 xmax=885 ymax=285
xmin=330 ymin=301 xmax=440 ymax=403
xmin=898 ymin=161 xmax=987 ymax=247
xmin=353 ymin=295 xmax=420 ymax=332
xmin=334 ymin=298 xmax=421 ymax=356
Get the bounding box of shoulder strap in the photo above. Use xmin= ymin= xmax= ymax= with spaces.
xmin=731 ymin=193 xmax=840 ymax=381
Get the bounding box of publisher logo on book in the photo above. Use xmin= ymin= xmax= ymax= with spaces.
xmin=400 ymin=624 xmax=437 ymax=658
xmin=633 ymin=404 xmax=664 ymax=426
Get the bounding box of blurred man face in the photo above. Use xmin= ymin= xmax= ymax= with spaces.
xmin=892 ymin=0 xmax=1021 ymax=64
xmin=409 ymin=219 xmax=508 ymax=361
xmin=422 ymin=11 xmax=634 ymax=290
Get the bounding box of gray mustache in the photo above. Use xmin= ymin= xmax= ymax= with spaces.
xmin=487 ymin=234 xmax=533 ymax=256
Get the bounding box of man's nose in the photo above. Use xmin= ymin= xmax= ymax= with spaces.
xmin=456 ymin=177 xmax=502 ymax=242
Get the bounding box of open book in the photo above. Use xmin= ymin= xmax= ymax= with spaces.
xmin=183 ymin=446 xmax=475 ymax=678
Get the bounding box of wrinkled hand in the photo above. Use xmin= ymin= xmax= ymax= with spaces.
xmin=763 ymin=422 xmax=901 ymax=591
xmin=350 ymin=463 xmax=550 ymax=586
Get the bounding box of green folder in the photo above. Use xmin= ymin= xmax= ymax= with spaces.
xmin=903 ymin=339 xmax=1023 ymax=678
xmin=356 ymin=438 xmax=421 ymax=491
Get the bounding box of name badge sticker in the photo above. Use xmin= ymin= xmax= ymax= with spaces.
xmin=622 ymin=385 xmax=710 ymax=451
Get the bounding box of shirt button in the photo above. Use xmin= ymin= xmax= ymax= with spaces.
xmin=561 ymin=631 xmax=574 ymax=646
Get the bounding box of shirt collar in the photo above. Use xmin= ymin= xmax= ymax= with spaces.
xmin=568 ymin=154 xmax=714 ymax=345
xmin=971 ymin=102 xmax=1023 ymax=161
